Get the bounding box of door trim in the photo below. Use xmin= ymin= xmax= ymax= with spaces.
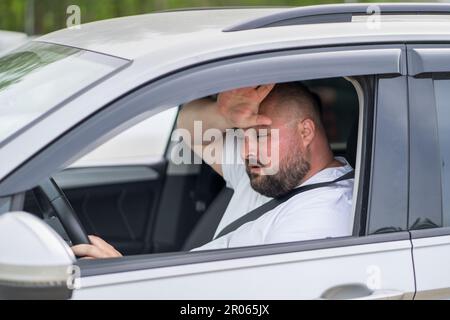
xmin=53 ymin=166 xmax=161 ymax=189
xmin=77 ymin=232 xmax=410 ymax=277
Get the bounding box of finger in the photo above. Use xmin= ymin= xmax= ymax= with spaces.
xmin=71 ymin=244 xmax=108 ymax=259
xmin=245 ymin=114 xmax=272 ymax=127
xmin=228 ymin=86 xmax=258 ymax=97
xmin=256 ymin=84 xmax=275 ymax=100
xmin=89 ymin=235 xmax=122 ymax=257
xmin=88 ymin=235 xmax=122 ymax=257
xmin=71 ymin=244 xmax=104 ymax=259
xmin=256 ymin=114 xmax=272 ymax=126
xmin=88 ymin=235 xmax=110 ymax=249
xmin=222 ymin=87 xmax=252 ymax=95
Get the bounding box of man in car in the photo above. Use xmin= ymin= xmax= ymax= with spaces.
xmin=72 ymin=82 xmax=354 ymax=258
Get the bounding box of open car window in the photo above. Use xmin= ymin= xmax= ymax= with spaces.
xmin=34 ymin=77 xmax=361 ymax=256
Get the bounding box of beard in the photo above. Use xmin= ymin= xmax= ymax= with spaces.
xmin=246 ymin=146 xmax=310 ymax=198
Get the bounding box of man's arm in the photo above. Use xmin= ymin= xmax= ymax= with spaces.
xmin=177 ymin=85 xmax=275 ymax=176
xmin=177 ymin=98 xmax=230 ymax=176
xmin=71 ymin=84 xmax=275 ymax=259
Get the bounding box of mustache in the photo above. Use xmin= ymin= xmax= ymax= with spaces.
xmin=245 ymin=157 xmax=266 ymax=167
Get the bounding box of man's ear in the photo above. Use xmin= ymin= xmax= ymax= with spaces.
xmin=298 ymin=118 xmax=316 ymax=148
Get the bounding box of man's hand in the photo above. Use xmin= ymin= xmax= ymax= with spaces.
xmin=71 ymin=235 xmax=122 ymax=259
xmin=217 ymin=84 xmax=275 ymax=129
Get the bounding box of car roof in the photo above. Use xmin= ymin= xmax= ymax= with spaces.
xmin=0 ymin=30 xmax=28 ymax=54
xmin=36 ymin=4 xmax=450 ymax=60
xmin=37 ymin=4 xmax=450 ymax=60
xmin=37 ymin=8 xmax=288 ymax=59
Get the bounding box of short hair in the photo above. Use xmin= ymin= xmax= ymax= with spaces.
xmin=265 ymin=81 xmax=323 ymax=128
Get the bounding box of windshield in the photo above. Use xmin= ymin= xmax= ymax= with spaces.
xmin=0 ymin=42 xmax=128 ymax=143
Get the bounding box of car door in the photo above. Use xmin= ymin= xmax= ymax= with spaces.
xmin=52 ymin=107 xmax=178 ymax=255
xmin=63 ymin=44 xmax=415 ymax=299
xmin=407 ymin=44 xmax=450 ymax=299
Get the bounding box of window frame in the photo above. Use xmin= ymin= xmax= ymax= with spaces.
xmin=365 ymin=74 xmax=410 ymax=234
xmin=407 ymin=43 xmax=450 ymax=237
xmin=0 ymin=43 xmax=409 ymax=274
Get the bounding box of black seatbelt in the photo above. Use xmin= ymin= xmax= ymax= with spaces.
xmin=214 ymin=170 xmax=355 ymax=240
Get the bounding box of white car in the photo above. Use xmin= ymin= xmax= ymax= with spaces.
xmin=1 ymin=3 xmax=450 ymax=299
xmin=0 ymin=30 xmax=28 ymax=56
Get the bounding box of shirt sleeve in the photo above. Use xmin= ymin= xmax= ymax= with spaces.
xmin=221 ymin=132 xmax=246 ymax=190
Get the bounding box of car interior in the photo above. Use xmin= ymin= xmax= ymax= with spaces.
xmin=21 ymin=77 xmax=360 ymax=256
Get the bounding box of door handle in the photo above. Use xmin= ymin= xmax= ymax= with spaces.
xmin=355 ymin=289 xmax=405 ymax=300
xmin=320 ymin=284 xmax=405 ymax=300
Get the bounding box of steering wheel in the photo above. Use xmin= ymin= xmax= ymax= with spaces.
xmin=36 ymin=178 xmax=90 ymax=245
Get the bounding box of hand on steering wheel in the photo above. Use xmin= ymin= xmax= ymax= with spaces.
xmin=72 ymin=235 xmax=123 ymax=259
xmin=37 ymin=178 xmax=122 ymax=259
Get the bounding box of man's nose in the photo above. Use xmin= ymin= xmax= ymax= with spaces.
xmin=243 ymin=137 xmax=258 ymax=161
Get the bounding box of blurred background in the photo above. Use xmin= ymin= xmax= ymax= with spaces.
xmin=0 ymin=0 xmax=441 ymax=36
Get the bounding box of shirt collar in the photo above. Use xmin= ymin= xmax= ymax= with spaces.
xmin=299 ymin=156 xmax=353 ymax=187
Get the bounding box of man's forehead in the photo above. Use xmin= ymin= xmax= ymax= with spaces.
xmin=261 ymin=103 xmax=294 ymax=123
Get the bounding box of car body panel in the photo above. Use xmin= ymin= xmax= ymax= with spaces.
xmin=411 ymin=232 xmax=450 ymax=299
xmin=0 ymin=30 xmax=28 ymax=56
xmin=407 ymin=42 xmax=450 ymax=299
xmin=72 ymin=235 xmax=414 ymax=299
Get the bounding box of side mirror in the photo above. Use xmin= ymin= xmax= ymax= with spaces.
xmin=0 ymin=212 xmax=76 ymax=299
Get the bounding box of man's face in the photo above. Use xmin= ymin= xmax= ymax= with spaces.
xmin=242 ymin=98 xmax=311 ymax=198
